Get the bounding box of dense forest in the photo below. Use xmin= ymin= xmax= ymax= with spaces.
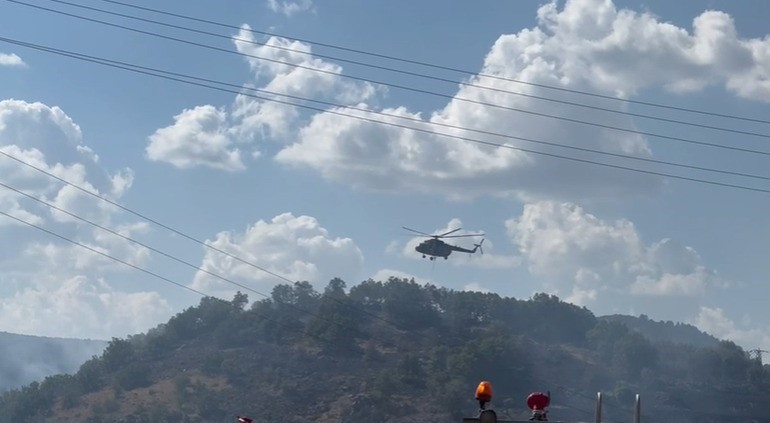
xmin=0 ymin=277 xmax=767 ymax=422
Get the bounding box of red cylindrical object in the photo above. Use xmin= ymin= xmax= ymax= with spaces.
xmin=527 ymin=392 xmax=550 ymax=410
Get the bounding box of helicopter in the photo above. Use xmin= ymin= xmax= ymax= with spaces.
xmin=403 ymin=226 xmax=485 ymax=261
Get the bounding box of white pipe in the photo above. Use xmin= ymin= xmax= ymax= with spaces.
xmin=595 ymin=392 xmax=602 ymax=423
xmin=633 ymin=394 xmax=640 ymax=423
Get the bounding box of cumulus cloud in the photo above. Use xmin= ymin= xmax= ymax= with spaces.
xmin=145 ymin=0 xmax=770 ymax=198
xmin=396 ymin=218 xmax=521 ymax=269
xmin=0 ymin=100 xmax=134 ymax=226
xmin=266 ymin=0 xmax=313 ymax=17
xmin=371 ymin=269 xmax=492 ymax=296
xmin=192 ymin=212 xmax=364 ymax=298
xmin=229 ymin=26 xmax=379 ymax=140
xmin=694 ymin=307 xmax=770 ymax=352
xmin=463 ymin=282 xmax=491 ymax=294
xmin=274 ymin=0 xmax=770 ymax=200
xmin=146 ymin=26 xmax=378 ymax=171
xmin=371 ymin=269 xmax=433 ymax=286
xmin=505 ymin=201 xmax=725 ymax=310
xmin=0 ymin=53 xmax=25 ymax=67
xmin=530 ymin=0 xmax=770 ymax=100
xmin=146 ymin=105 xmax=246 ymax=171
xmin=21 ymin=223 xmax=152 ymax=272
xmin=0 ymin=275 xmax=172 ymax=340
xmin=0 ymin=98 xmax=170 ymax=339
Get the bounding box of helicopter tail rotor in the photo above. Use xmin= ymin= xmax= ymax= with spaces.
xmin=474 ymin=238 xmax=485 ymax=255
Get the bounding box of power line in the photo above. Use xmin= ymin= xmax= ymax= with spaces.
xmin=0 ymin=180 xmax=367 ymax=336
xmin=0 ymin=26 xmax=766 ymax=360
xmin=23 ymin=0 xmax=770 ymax=140
xmin=8 ymin=0 xmax=770 ymax=150
xmin=1 ymin=39 xmax=766 ymax=343
xmin=2 ymin=38 xmax=762 ymax=358
xmin=4 ymin=35 xmax=770 ymax=195
xmin=0 ymin=208 xmax=366 ymax=356
xmin=0 ymin=143 xmax=397 ymax=330
xmin=0 ymin=209 xmax=207 ymax=298
xmin=5 ymin=36 xmax=770 ymax=184
xmin=90 ymin=0 xmax=770 ymax=126
xmin=0 ymin=39 xmax=398 ymax=326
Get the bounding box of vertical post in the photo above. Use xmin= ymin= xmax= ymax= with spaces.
xmin=633 ymin=394 xmax=640 ymax=423
xmin=594 ymin=392 xmax=602 ymax=423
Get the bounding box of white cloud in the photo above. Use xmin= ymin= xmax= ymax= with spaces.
xmin=192 ymin=212 xmax=364 ymax=298
xmin=694 ymin=307 xmax=770 ymax=352
xmin=274 ymin=0 xmax=770 ymax=200
xmin=0 ymin=53 xmax=25 ymax=67
xmin=371 ymin=269 xmax=492 ymax=295
xmin=463 ymin=282 xmax=491 ymax=294
xmin=146 ymin=105 xmax=246 ymax=172
xmin=230 ymin=27 xmax=379 ymax=141
xmin=0 ymin=275 xmax=172 ymax=340
xmin=0 ymin=98 xmax=171 ymax=339
xmin=21 ymin=223 xmax=152 ymax=272
xmin=532 ymin=0 xmax=770 ymax=101
xmin=0 ymin=100 xmax=133 ymax=226
xmin=266 ymin=0 xmax=313 ymax=17
xmin=371 ymin=269 xmax=433 ymax=286
xmin=147 ymin=28 xmax=379 ymax=171
xmin=395 ymin=218 xmax=521 ymax=269
xmin=505 ymin=201 xmax=724 ymax=310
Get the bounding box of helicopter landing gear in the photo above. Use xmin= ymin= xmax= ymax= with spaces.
xmin=429 ymin=256 xmax=435 ymax=261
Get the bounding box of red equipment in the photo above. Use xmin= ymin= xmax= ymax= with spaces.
xmin=526 ymin=392 xmax=550 ymax=421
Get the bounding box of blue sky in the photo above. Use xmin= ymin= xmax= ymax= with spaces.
xmin=1 ymin=0 xmax=770 ymax=351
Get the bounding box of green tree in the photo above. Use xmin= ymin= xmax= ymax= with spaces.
xmin=306 ymin=278 xmax=362 ymax=353
xmin=102 ymin=337 xmax=136 ymax=372
xmin=382 ymin=277 xmax=440 ymax=330
xmin=613 ymin=331 xmax=658 ymax=377
xmin=231 ymin=291 xmax=249 ymax=311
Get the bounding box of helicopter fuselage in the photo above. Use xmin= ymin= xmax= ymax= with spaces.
xmin=403 ymin=226 xmax=484 ymax=261
xmin=415 ymin=238 xmax=479 ymax=260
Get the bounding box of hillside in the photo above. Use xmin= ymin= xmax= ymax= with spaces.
xmin=0 ymin=331 xmax=108 ymax=392
xmin=0 ymin=277 xmax=768 ymax=423
xmin=600 ymin=314 xmax=720 ymax=348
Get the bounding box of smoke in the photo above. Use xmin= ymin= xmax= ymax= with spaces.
xmin=0 ymin=331 xmax=108 ymax=391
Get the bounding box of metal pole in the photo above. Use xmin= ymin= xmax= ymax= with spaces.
xmin=594 ymin=392 xmax=602 ymax=423
xmin=633 ymin=394 xmax=640 ymax=423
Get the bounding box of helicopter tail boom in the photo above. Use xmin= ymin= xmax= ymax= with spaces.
xmin=448 ymin=238 xmax=484 ymax=254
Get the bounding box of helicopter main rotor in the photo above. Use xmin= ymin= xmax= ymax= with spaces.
xmin=402 ymin=226 xmax=485 ymax=239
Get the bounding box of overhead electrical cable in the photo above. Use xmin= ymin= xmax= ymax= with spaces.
xmin=7 ymin=0 xmax=770 ymax=146
xmin=0 ymin=143 xmax=395 ymax=330
xmin=0 ymin=0 xmax=766 ymax=364
xmin=0 ymin=208 xmax=367 ymax=356
xmin=0 ymin=180 xmax=369 ymax=335
xmin=0 ymin=69 xmax=395 ymax=328
xmin=0 ymin=38 xmax=768 ymax=350
xmin=4 ymin=36 xmax=770 ymax=190
xmin=22 ymin=0 xmax=770 ymax=139
xmin=0 ymin=209 xmax=208 ymax=298
xmin=84 ymin=0 xmax=770 ymax=126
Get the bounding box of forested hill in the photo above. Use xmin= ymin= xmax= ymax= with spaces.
xmin=600 ymin=314 xmax=720 ymax=348
xmin=0 ymin=332 xmax=108 ymax=392
xmin=1 ymin=277 xmax=768 ymax=423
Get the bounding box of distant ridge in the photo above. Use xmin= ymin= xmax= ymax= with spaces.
xmin=0 ymin=331 xmax=109 ymax=392
xmin=600 ymin=314 xmax=720 ymax=348
xmin=0 ymin=331 xmax=107 ymax=343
